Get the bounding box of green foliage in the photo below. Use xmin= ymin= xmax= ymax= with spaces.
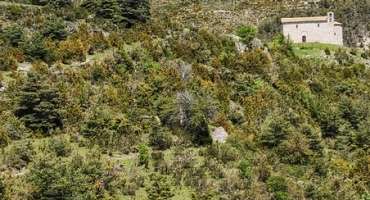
xmin=22 ymin=33 xmax=54 ymax=62
xmin=48 ymin=0 xmax=73 ymax=8
xmin=146 ymin=173 xmax=174 ymax=200
xmin=267 ymin=176 xmax=290 ymax=200
xmin=355 ymin=119 xmax=370 ymax=150
xmin=27 ymin=152 xmax=115 ymax=199
xmin=334 ymin=48 xmax=353 ymax=65
xmin=158 ymin=92 xmax=213 ymax=146
xmin=270 ymin=34 xmax=293 ymax=56
xmin=258 ymin=16 xmax=281 ymax=41
xmin=14 ymin=73 xmax=63 ymax=134
xmin=1 ymin=25 xmax=25 ymax=47
xmin=81 ymin=109 xmax=135 ymax=150
xmin=149 ymin=127 xmax=173 ymax=150
xmin=82 ymin=0 xmax=150 ymax=27
xmin=239 ymin=159 xmax=252 ymax=180
xmin=259 ymin=115 xmax=291 ymax=148
xmin=41 ymin=18 xmax=68 ymax=40
xmin=138 ymin=144 xmax=150 ymax=168
xmin=236 ymin=25 xmax=257 ymax=45
xmin=0 ymin=1 xmax=369 ymax=199
xmin=46 ymin=136 xmax=72 ymax=157
xmin=4 ymin=140 xmax=34 ymax=169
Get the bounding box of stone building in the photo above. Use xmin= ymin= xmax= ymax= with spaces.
xmin=281 ymin=12 xmax=343 ymax=45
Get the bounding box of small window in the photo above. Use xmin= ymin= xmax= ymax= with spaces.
xmin=334 ymin=32 xmax=336 ymax=36
xmin=296 ymin=24 xmax=299 ymax=28
xmin=317 ymin=23 xmax=320 ymax=27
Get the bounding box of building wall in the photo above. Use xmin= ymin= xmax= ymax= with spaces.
xmin=282 ymin=22 xmax=343 ymax=45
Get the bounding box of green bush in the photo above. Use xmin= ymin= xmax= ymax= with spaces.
xmin=27 ymin=152 xmax=116 ymax=199
xmin=14 ymin=73 xmax=63 ymax=134
xmin=149 ymin=127 xmax=173 ymax=150
xmin=146 ymin=173 xmax=174 ymax=200
xmin=22 ymin=33 xmax=54 ymax=62
xmin=138 ymin=144 xmax=150 ymax=168
xmin=267 ymin=176 xmax=290 ymax=200
xmin=259 ymin=115 xmax=291 ymax=148
xmin=4 ymin=140 xmax=34 ymax=170
xmin=47 ymin=137 xmax=72 ymax=157
xmin=236 ymin=25 xmax=257 ymax=45
xmin=1 ymin=25 xmax=25 ymax=47
xmin=239 ymin=159 xmax=252 ymax=180
xmin=82 ymin=0 xmax=150 ymax=27
xmin=41 ymin=18 xmax=68 ymax=40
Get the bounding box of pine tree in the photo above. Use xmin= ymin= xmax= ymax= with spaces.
xmin=14 ymin=73 xmax=63 ymax=134
xmin=119 ymin=0 xmax=150 ymax=27
xmin=97 ymin=0 xmax=123 ymax=23
xmin=146 ymin=173 xmax=174 ymax=200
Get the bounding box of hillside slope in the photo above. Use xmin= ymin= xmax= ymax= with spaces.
xmin=0 ymin=0 xmax=369 ymax=200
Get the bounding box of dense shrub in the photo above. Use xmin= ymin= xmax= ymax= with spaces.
xmin=258 ymin=16 xmax=281 ymax=41
xmin=81 ymin=109 xmax=132 ymax=149
xmin=82 ymin=0 xmax=150 ymax=27
xmin=146 ymin=173 xmax=174 ymax=200
xmin=259 ymin=115 xmax=291 ymax=148
xmin=236 ymin=25 xmax=257 ymax=45
xmin=149 ymin=127 xmax=173 ymax=150
xmin=239 ymin=159 xmax=252 ymax=180
xmin=138 ymin=144 xmax=150 ymax=168
xmin=47 ymin=137 xmax=72 ymax=157
xmin=41 ymin=18 xmax=68 ymax=40
xmin=22 ymin=33 xmax=54 ymax=62
xmin=267 ymin=176 xmax=290 ymax=200
xmin=27 ymin=153 xmax=116 ymax=199
xmin=4 ymin=140 xmax=34 ymax=169
xmin=1 ymin=25 xmax=25 ymax=47
xmin=14 ymin=73 xmax=63 ymax=134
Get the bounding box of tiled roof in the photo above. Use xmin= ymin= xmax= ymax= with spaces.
xmin=281 ymin=16 xmax=327 ymax=23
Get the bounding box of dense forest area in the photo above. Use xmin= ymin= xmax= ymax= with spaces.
xmin=0 ymin=0 xmax=369 ymax=199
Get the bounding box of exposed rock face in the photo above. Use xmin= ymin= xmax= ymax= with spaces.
xmin=211 ymin=127 xmax=229 ymax=143
xmin=251 ymin=38 xmax=263 ymax=49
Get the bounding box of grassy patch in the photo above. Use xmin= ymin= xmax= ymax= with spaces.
xmin=292 ymin=43 xmax=342 ymax=58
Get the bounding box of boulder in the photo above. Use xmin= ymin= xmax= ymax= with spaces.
xmin=211 ymin=127 xmax=229 ymax=143
xmin=251 ymin=38 xmax=264 ymax=49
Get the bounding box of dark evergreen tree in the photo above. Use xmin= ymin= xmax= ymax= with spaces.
xmin=96 ymin=0 xmax=123 ymax=23
xmin=81 ymin=0 xmax=150 ymax=27
xmin=22 ymin=33 xmax=53 ymax=62
xmin=118 ymin=0 xmax=150 ymax=27
xmin=42 ymin=18 xmax=68 ymax=40
xmin=14 ymin=73 xmax=63 ymax=134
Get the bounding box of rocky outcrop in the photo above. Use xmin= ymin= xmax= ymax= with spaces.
xmin=211 ymin=127 xmax=229 ymax=143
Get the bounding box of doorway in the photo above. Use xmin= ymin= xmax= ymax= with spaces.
xmin=302 ymin=35 xmax=307 ymax=43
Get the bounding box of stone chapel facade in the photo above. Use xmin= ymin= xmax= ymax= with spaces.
xmin=281 ymin=12 xmax=343 ymax=45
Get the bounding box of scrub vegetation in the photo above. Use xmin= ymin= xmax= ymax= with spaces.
xmin=0 ymin=0 xmax=369 ymax=199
